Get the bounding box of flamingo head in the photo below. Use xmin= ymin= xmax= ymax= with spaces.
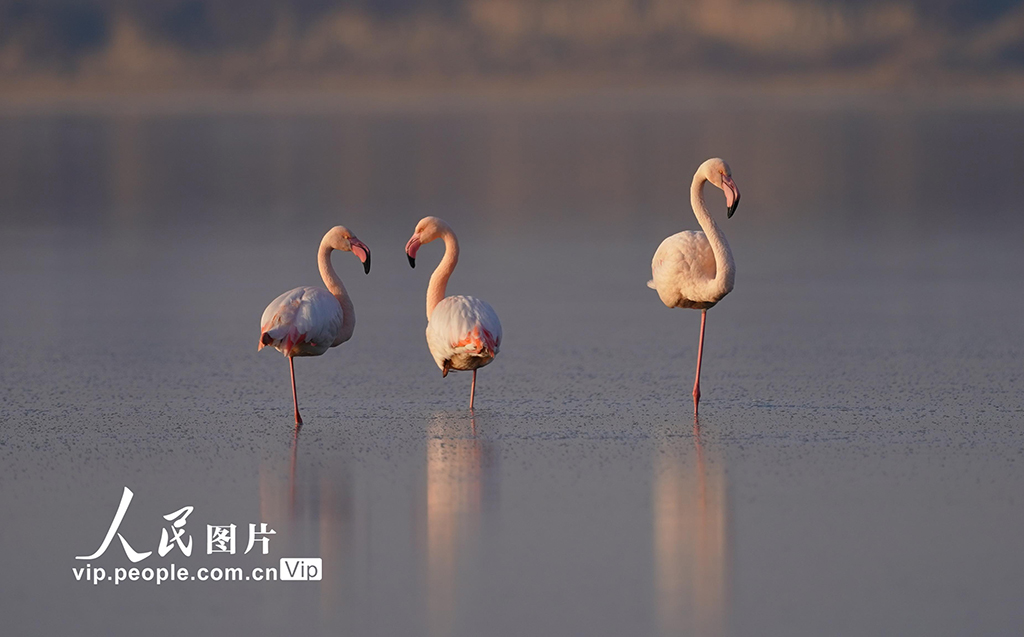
xmin=405 ymin=216 xmax=451 ymax=268
xmin=701 ymin=158 xmax=740 ymax=218
xmin=324 ymin=226 xmax=371 ymax=274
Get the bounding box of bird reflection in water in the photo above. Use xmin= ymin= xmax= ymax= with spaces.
xmin=653 ymin=421 xmax=728 ymax=637
xmin=258 ymin=427 xmax=312 ymax=542
xmin=424 ymin=411 xmax=496 ymax=637
xmin=258 ymin=425 xmax=355 ymax=621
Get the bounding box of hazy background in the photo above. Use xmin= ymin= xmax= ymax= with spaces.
xmin=4 ymin=0 xmax=1024 ymax=94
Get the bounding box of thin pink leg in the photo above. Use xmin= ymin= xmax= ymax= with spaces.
xmin=693 ymin=309 xmax=707 ymax=417
xmin=289 ymin=356 xmax=302 ymax=426
xmin=470 ymin=369 xmax=477 ymax=410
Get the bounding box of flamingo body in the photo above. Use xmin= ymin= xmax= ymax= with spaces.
xmin=649 ymin=230 xmax=723 ymax=309
xmin=426 ymin=295 xmax=502 ymax=373
xmin=259 ymin=286 xmax=345 ymax=357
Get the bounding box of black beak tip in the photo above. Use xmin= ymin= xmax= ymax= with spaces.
xmin=727 ymin=202 xmax=738 ymax=218
xmin=363 ymin=252 xmax=371 ymax=275
xmin=407 ymin=254 xmax=416 ymax=268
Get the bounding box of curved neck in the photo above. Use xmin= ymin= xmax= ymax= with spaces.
xmin=691 ymin=173 xmax=735 ymax=295
xmin=318 ymin=243 xmax=355 ymax=345
xmin=426 ymin=230 xmax=459 ymax=320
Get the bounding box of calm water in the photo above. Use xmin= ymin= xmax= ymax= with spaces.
xmin=1 ymin=98 xmax=1023 ymax=636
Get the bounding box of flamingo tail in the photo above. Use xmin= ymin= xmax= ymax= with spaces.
xmin=259 ymin=326 xmax=306 ymax=357
xmin=454 ymin=326 xmax=498 ymax=358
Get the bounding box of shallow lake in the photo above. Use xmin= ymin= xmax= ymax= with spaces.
xmin=1 ymin=95 xmax=1022 ymax=636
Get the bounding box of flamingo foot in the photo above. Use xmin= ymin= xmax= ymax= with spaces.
xmin=692 ymin=386 xmax=700 ymax=417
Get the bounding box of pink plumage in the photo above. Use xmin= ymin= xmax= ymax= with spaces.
xmin=426 ymin=295 xmax=502 ymax=374
xmin=259 ymin=286 xmax=343 ymax=357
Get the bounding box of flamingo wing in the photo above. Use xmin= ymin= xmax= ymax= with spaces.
xmin=259 ymin=286 xmax=343 ymax=357
xmin=425 ymin=295 xmax=502 ymax=371
xmin=649 ymin=231 xmax=717 ymax=307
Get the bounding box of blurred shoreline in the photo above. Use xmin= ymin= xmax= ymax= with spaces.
xmin=6 ymin=77 xmax=1024 ymax=116
xmin=7 ymin=0 xmax=1024 ymax=114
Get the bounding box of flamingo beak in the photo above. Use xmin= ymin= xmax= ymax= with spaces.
xmin=405 ymin=235 xmax=421 ymax=268
xmin=350 ymin=239 xmax=371 ymax=274
xmin=722 ymin=175 xmax=740 ymax=218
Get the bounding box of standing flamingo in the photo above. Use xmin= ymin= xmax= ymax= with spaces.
xmin=649 ymin=158 xmax=740 ymax=416
xmin=258 ymin=226 xmax=371 ymax=425
xmin=405 ymin=217 xmax=502 ymax=410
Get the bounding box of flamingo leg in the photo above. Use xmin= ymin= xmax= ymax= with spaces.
xmin=693 ymin=309 xmax=707 ymax=416
xmin=289 ymin=356 xmax=302 ymax=426
xmin=470 ymin=369 xmax=477 ymax=410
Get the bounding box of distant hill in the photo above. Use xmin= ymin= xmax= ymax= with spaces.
xmin=3 ymin=0 xmax=1024 ymax=92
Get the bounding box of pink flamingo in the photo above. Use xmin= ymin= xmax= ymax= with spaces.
xmin=406 ymin=217 xmax=502 ymax=410
xmin=649 ymin=158 xmax=740 ymax=416
xmin=259 ymin=226 xmax=370 ymax=425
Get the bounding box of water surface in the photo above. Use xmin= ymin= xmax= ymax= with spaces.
xmin=1 ymin=99 xmax=1022 ymax=636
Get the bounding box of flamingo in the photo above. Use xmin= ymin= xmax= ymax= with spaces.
xmin=258 ymin=226 xmax=371 ymax=426
xmin=649 ymin=158 xmax=740 ymax=416
xmin=405 ymin=217 xmax=502 ymax=410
